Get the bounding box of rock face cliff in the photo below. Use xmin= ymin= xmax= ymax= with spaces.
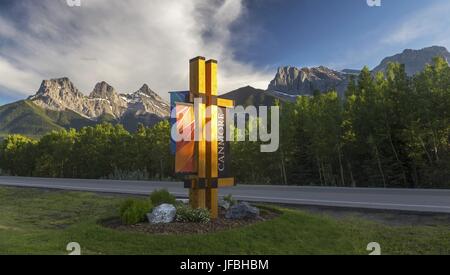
xmin=31 ymin=77 xmax=89 ymax=116
xmin=372 ymin=46 xmax=450 ymax=76
xmin=29 ymin=77 xmax=169 ymax=123
xmin=122 ymin=84 xmax=169 ymax=119
xmin=267 ymin=66 xmax=350 ymax=97
xmin=88 ymin=81 xmax=129 ymax=118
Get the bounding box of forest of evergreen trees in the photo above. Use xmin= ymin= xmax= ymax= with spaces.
xmin=0 ymin=122 xmax=174 ymax=180
xmin=1 ymin=58 xmax=449 ymax=188
xmin=234 ymin=58 xmax=450 ymax=188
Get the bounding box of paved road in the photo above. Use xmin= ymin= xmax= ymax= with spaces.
xmin=1 ymin=176 xmax=449 ymax=213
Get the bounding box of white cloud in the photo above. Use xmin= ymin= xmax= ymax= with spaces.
xmin=382 ymin=1 xmax=450 ymax=46
xmin=0 ymin=0 xmax=272 ymax=100
xmin=0 ymin=57 xmax=43 ymax=95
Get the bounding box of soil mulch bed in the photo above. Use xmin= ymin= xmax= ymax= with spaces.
xmin=101 ymin=207 xmax=281 ymax=235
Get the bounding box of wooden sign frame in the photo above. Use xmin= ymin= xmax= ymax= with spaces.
xmin=174 ymin=56 xmax=235 ymax=219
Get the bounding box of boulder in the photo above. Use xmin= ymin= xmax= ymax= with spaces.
xmin=219 ymin=199 xmax=231 ymax=210
xmin=225 ymin=202 xmax=260 ymax=220
xmin=147 ymin=204 xmax=176 ymax=224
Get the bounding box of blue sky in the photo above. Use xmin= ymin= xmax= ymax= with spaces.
xmin=231 ymin=0 xmax=448 ymax=69
xmin=0 ymin=0 xmax=449 ymax=104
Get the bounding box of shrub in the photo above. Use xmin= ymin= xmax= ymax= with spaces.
xmin=150 ymin=189 xmax=176 ymax=206
xmin=175 ymin=205 xmax=211 ymax=224
xmin=104 ymin=168 xmax=150 ymax=181
xmin=119 ymin=199 xmax=153 ymax=225
xmin=223 ymin=194 xmax=237 ymax=206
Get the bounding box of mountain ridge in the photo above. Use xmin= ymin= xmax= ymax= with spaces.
xmin=267 ymin=45 xmax=450 ymax=97
xmin=373 ymin=46 xmax=450 ymax=76
xmin=267 ymin=66 xmax=350 ymax=97
xmin=220 ymin=86 xmax=279 ymax=107
xmin=29 ymin=77 xmax=169 ymax=121
xmin=2 ymin=45 xmax=449 ymax=138
xmin=1 ymin=78 xmax=170 ymax=137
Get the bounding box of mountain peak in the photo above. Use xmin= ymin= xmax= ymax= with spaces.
xmin=403 ymin=45 xmax=448 ymax=54
xmin=28 ymin=79 xmax=169 ymax=125
xmin=373 ymin=45 xmax=450 ymax=76
xmin=268 ymin=65 xmax=348 ymax=97
xmin=137 ymin=83 xmax=154 ymax=93
xmin=90 ymin=81 xmax=118 ymax=99
xmin=50 ymin=76 xmax=71 ymax=83
xmin=134 ymin=84 xmax=162 ymax=99
xmin=30 ymin=77 xmax=86 ymax=114
xmin=34 ymin=77 xmax=82 ymax=98
xmin=220 ymin=86 xmax=278 ymax=107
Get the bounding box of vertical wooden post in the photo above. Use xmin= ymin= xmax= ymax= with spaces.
xmin=189 ymin=57 xmax=206 ymax=209
xmin=206 ymin=59 xmax=219 ymax=219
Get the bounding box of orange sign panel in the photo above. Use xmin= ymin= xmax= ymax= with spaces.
xmin=175 ymin=103 xmax=196 ymax=174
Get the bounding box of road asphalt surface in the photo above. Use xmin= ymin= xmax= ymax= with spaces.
xmin=0 ymin=176 xmax=449 ymax=214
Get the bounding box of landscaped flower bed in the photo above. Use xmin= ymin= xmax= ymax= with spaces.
xmin=101 ymin=189 xmax=281 ymax=235
xmin=102 ymin=207 xmax=280 ymax=235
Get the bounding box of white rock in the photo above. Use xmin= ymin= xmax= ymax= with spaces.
xmin=147 ymin=204 xmax=176 ymax=224
xmin=219 ymin=199 xmax=231 ymax=210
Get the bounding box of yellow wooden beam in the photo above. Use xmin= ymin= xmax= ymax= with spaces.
xmin=189 ymin=57 xmax=207 ymax=209
xmin=206 ymin=60 xmax=219 ymax=179
xmin=218 ymin=178 xmax=235 ymax=188
xmin=206 ymin=188 xmax=218 ymax=219
xmin=197 ymin=103 xmax=206 ymax=178
xmin=217 ymin=98 xmax=235 ymax=108
xmin=189 ymin=56 xmax=206 ymax=96
xmin=206 ymin=59 xmax=219 ymax=219
xmin=189 ymin=182 xmax=206 ymax=209
xmin=190 ymin=56 xmax=206 ymax=179
xmin=206 ymin=60 xmax=218 ymax=96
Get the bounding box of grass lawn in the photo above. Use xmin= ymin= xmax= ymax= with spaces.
xmin=0 ymin=186 xmax=448 ymax=255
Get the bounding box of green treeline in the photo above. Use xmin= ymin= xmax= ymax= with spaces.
xmin=1 ymin=58 xmax=449 ymax=188
xmin=0 ymin=122 xmax=173 ymax=180
xmin=233 ymin=58 xmax=450 ymax=188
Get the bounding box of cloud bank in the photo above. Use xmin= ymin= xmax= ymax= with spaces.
xmin=382 ymin=1 xmax=450 ymax=47
xmin=0 ymin=0 xmax=272 ymax=100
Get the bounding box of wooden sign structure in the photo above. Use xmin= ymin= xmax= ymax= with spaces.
xmin=173 ymin=57 xmax=235 ymax=219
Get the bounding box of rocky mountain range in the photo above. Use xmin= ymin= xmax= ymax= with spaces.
xmin=267 ymin=46 xmax=450 ymax=97
xmin=0 ymin=78 xmax=169 ymax=138
xmin=29 ymin=78 xmax=169 ymax=121
xmin=1 ymin=45 xmax=449 ymax=138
